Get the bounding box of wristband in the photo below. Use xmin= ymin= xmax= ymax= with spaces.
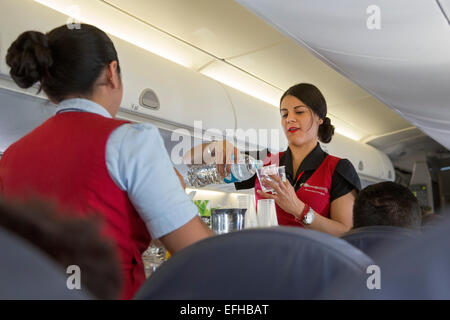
xmin=295 ymin=204 xmax=310 ymax=224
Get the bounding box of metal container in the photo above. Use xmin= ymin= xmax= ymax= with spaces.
xmin=211 ymin=208 xmax=247 ymax=235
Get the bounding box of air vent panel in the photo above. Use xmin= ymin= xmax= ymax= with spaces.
xmin=139 ymin=88 xmax=160 ymax=110
xmin=358 ymin=161 xmax=364 ymax=171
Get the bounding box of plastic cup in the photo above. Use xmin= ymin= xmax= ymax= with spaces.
xmin=257 ymin=199 xmax=278 ymax=227
xmin=244 ymin=195 xmax=258 ymax=229
xmin=256 ymin=165 xmax=287 ymax=193
xmin=278 ymin=166 xmax=287 ymax=182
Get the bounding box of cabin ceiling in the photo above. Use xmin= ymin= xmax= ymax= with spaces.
xmin=6 ymin=0 xmax=448 ymax=168
xmin=102 ymin=0 xmax=417 ymax=144
xmin=232 ymin=0 xmax=450 ymax=154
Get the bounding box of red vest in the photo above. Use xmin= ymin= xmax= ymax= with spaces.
xmin=255 ymin=152 xmax=340 ymax=227
xmin=0 ymin=112 xmax=151 ymax=299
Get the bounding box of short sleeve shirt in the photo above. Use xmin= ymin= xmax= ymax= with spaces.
xmin=235 ymin=143 xmax=361 ymax=202
xmin=54 ymin=99 xmax=198 ymax=239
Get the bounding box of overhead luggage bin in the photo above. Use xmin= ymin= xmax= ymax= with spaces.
xmin=0 ymin=0 xmax=396 ymax=184
xmin=115 ymin=36 xmax=236 ymax=133
xmin=323 ymin=133 xmax=395 ymax=182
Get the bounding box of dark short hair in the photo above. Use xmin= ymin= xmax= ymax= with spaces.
xmin=280 ymin=83 xmax=335 ymax=143
xmin=353 ymin=181 xmax=422 ymax=229
xmin=6 ymin=24 xmax=120 ymax=103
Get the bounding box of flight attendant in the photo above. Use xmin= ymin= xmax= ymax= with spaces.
xmin=235 ymin=83 xmax=361 ymax=236
xmin=186 ymin=84 xmax=361 ymax=236
xmin=0 ymin=24 xmax=212 ymax=299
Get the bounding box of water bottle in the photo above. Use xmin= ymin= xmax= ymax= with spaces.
xmin=224 ymin=154 xmax=263 ymax=183
xmin=184 ymin=154 xmax=263 ymax=188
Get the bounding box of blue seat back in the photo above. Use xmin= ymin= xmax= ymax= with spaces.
xmin=0 ymin=227 xmax=91 ymax=299
xmin=341 ymin=226 xmax=419 ymax=260
xmin=135 ymin=227 xmax=373 ymax=300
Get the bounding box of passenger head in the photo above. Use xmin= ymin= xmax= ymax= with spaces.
xmin=280 ymin=83 xmax=335 ymax=146
xmin=353 ymin=182 xmax=422 ymax=229
xmin=6 ymin=24 xmax=122 ymax=116
xmin=0 ymin=198 xmax=122 ymax=299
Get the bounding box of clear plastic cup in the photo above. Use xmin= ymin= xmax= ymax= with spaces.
xmin=278 ymin=166 xmax=286 ymax=182
xmin=256 ymin=165 xmax=287 ymax=193
xmin=257 ymin=199 xmax=278 ymax=227
xmin=244 ymin=195 xmax=258 ymax=229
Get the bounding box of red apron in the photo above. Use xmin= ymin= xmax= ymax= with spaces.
xmin=255 ymin=152 xmax=340 ymax=227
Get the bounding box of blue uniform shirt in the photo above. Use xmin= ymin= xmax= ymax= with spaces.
xmin=56 ymin=98 xmax=198 ymax=239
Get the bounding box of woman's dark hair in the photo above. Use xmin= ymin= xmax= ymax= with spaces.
xmin=280 ymin=83 xmax=335 ymax=143
xmin=6 ymin=24 xmax=120 ymax=103
xmin=0 ymin=197 xmax=122 ymax=299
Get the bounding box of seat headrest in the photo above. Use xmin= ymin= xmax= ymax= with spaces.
xmin=0 ymin=227 xmax=91 ymax=299
xmin=135 ymin=227 xmax=373 ymax=300
xmin=329 ymin=214 xmax=450 ymax=299
xmin=342 ymin=226 xmax=419 ymax=240
xmin=422 ymin=213 xmax=448 ymax=229
xmin=341 ymin=226 xmax=420 ymax=260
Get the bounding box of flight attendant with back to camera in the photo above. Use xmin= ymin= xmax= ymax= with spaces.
xmin=0 ymin=24 xmax=212 ymax=299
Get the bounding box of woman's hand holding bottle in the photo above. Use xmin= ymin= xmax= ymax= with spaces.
xmin=182 ymin=140 xmax=241 ymax=177
xmin=207 ymin=140 xmax=241 ymax=178
xmin=182 ymin=140 xmax=266 ymax=188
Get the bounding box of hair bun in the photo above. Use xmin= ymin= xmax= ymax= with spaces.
xmin=319 ymin=116 xmax=335 ymax=143
xmin=6 ymin=31 xmax=53 ymax=89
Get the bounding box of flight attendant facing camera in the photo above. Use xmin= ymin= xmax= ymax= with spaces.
xmin=238 ymin=83 xmax=361 ymax=236
xmin=188 ymin=84 xmax=361 ymax=236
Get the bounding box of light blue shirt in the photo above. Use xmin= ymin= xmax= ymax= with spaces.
xmin=55 ymin=98 xmax=198 ymax=239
